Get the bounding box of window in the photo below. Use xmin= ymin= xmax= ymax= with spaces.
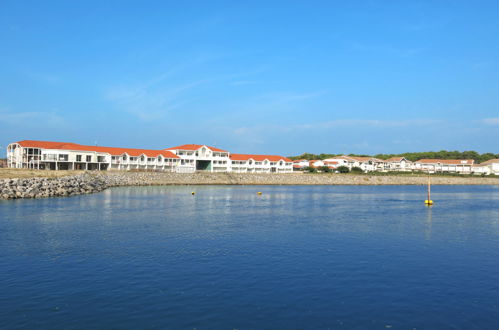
xmin=86 ymin=155 xmax=91 ymax=162
xmin=76 ymin=155 xmax=82 ymax=162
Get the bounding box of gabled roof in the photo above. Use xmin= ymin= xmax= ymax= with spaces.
xmin=416 ymin=159 xmax=474 ymax=165
xmin=479 ymin=159 xmax=499 ymax=165
xmin=230 ymin=154 xmax=292 ymax=162
xmin=165 ymin=144 xmax=228 ymax=152
xmin=385 ymin=157 xmax=409 ymax=163
xmin=335 ymin=155 xmax=384 ymax=163
xmin=15 ymin=140 xmax=179 ymax=159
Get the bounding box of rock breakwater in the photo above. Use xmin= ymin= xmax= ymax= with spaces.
xmin=1 ymin=171 xmax=498 ymax=200
xmin=0 ymin=173 xmax=108 ymax=199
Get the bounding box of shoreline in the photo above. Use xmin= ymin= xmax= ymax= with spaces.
xmin=1 ymin=171 xmax=498 ymax=199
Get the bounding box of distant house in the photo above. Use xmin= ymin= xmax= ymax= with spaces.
xmin=292 ymin=159 xmax=310 ymax=170
xmin=308 ymin=160 xmax=325 ymax=168
xmin=475 ymin=159 xmax=499 ymax=175
xmin=230 ymin=154 xmax=293 ymax=173
xmin=413 ymin=159 xmax=474 ymax=174
xmin=384 ymin=157 xmax=412 ymax=171
xmin=323 ymin=156 xmax=384 ymax=172
xmin=0 ymin=159 xmax=7 ymax=168
xmin=322 ymin=160 xmax=339 ymax=169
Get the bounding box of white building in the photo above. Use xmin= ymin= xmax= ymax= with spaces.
xmin=6 ymin=140 xmax=293 ymax=173
xmin=292 ymin=159 xmax=310 ymax=170
xmin=474 ymin=159 xmax=499 ymax=175
xmin=230 ymin=154 xmax=293 ymax=173
xmin=413 ymin=159 xmax=474 ymax=174
xmin=323 ymin=156 xmax=385 ymax=172
xmin=384 ymin=157 xmax=412 ymax=171
xmin=309 ymin=159 xmax=325 ymax=168
xmin=7 ymin=140 xmax=180 ymax=171
xmin=165 ymin=144 xmax=231 ymax=173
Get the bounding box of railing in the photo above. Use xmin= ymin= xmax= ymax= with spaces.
xmin=176 ymin=166 xmax=195 ymax=174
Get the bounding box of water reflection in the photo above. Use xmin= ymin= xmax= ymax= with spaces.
xmin=1 ymin=185 xmax=499 ymax=329
xmin=425 ymin=207 xmax=433 ymax=240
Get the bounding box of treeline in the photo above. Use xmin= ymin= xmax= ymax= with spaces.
xmin=288 ymin=151 xmax=499 ymax=164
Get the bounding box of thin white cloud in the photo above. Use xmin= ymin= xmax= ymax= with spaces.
xmin=315 ymin=118 xmax=442 ymax=128
xmin=0 ymin=109 xmax=64 ymax=125
xmin=106 ymin=78 xmax=207 ymax=121
xmin=232 ymin=118 xmax=443 ymax=136
xmin=480 ymin=118 xmax=499 ymax=125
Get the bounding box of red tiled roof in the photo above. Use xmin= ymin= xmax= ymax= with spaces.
xmin=479 ymin=159 xmax=499 ymax=165
xmin=386 ymin=157 xmax=406 ymax=162
xmin=230 ymin=154 xmax=292 ymax=162
xmin=165 ymin=144 xmax=228 ymax=152
xmin=15 ymin=140 xmax=179 ymax=159
xmin=416 ymin=159 xmax=474 ymax=165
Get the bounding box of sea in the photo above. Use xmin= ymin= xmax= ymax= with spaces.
xmin=1 ymin=185 xmax=498 ymax=329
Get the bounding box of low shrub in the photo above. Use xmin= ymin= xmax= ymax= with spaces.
xmin=336 ymin=166 xmax=349 ymax=173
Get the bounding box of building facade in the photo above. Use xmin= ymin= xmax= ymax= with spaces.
xmin=7 ymin=141 xmax=180 ymax=171
xmin=413 ymin=159 xmax=474 ymax=174
xmin=6 ymin=140 xmax=293 ymax=173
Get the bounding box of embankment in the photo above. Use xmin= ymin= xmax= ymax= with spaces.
xmin=1 ymin=171 xmax=498 ymax=199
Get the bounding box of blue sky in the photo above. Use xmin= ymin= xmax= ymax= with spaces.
xmin=1 ymin=1 xmax=499 ymax=157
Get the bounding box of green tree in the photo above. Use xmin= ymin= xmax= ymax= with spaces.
xmin=303 ymin=166 xmax=317 ymax=173
xmin=336 ymin=166 xmax=349 ymax=173
xmin=351 ymin=166 xmax=363 ymax=173
xmin=318 ymin=166 xmax=331 ymax=173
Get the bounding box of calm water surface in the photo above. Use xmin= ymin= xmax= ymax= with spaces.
xmin=1 ymin=185 xmax=498 ymax=329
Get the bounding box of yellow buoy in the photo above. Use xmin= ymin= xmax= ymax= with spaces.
xmin=191 ymin=192 xmax=196 ymax=195
xmin=424 ymin=199 xmax=433 ymax=205
xmin=257 ymin=192 xmax=262 ymax=195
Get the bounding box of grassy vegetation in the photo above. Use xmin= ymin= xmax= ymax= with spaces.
xmin=298 ymin=169 xmax=499 ymax=178
xmin=0 ymin=168 xmax=85 ymax=179
xmin=288 ymin=150 xmax=499 ymax=163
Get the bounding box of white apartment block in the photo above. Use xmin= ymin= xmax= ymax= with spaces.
xmin=413 ymin=159 xmax=474 ymax=174
xmin=6 ymin=140 xmax=293 ymax=174
xmin=383 ymin=157 xmax=412 ymax=171
xmin=322 ymin=156 xmax=385 ymax=172
xmin=471 ymin=159 xmax=499 ymax=175
xmin=230 ymin=154 xmax=293 ymax=173
xmin=7 ymin=141 xmax=180 ymax=171
xmin=165 ymin=144 xmax=231 ymax=173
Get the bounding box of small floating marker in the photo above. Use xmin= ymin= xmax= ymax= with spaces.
xmin=191 ymin=192 xmax=196 ymax=195
xmin=257 ymin=192 xmax=262 ymax=195
xmin=424 ymin=199 xmax=433 ymax=205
